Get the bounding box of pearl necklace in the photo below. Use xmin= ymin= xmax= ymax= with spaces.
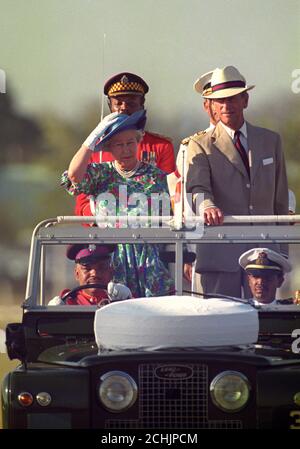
xmin=113 ymin=161 xmax=141 ymax=178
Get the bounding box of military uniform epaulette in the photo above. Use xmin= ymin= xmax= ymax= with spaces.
xmin=146 ymin=131 xmax=173 ymax=143
xmin=181 ymin=130 xmax=206 ymax=145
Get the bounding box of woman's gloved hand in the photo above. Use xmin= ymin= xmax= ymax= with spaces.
xmin=83 ymin=112 xmax=119 ymax=151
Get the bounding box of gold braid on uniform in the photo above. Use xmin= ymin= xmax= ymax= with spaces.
xmin=181 ymin=130 xmax=206 ymax=146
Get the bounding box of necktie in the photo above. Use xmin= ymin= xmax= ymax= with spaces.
xmin=234 ymin=130 xmax=250 ymax=177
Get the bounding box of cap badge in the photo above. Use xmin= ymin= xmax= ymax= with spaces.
xmin=88 ymin=244 xmax=97 ymax=252
xmin=256 ymin=251 xmax=268 ymax=265
xmin=121 ymin=75 xmax=129 ymax=84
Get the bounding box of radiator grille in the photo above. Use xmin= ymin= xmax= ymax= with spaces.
xmin=105 ymin=363 xmax=242 ymax=429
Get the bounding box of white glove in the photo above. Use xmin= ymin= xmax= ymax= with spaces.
xmin=83 ymin=112 xmax=120 ymax=151
xmin=48 ymin=296 xmax=64 ymax=306
xmin=107 ymin=282 xmax=133 ymax=302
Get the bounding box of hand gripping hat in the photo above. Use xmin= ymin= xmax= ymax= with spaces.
xmin=104 ymin=72 xmax=149 ymax=97
xmin=193 ymin=70 xmax=214 ymax=96
xmin=94 ymin=109 xmax=147 ymax=151
xmin=202 ymin=65 xmax=255 ymax=99
xmin=67 ymin=244 xmax=116 ymax=265
xmin=239 ymin=248 xmax=292 ymax=275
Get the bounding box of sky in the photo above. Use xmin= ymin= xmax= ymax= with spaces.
xmin=0 ymin=0 xmax=299 ymax=299
xmin=0 ymin=0 xmax=299 ymax=136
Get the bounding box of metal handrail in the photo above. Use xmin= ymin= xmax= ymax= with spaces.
xmin=24 ymin=215 xmax=300 ymax=307
xmin=56 ymin=214 xmax=300 ymax=224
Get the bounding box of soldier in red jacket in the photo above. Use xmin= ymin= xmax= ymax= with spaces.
xmin=75 ymin=72 xmax=175 ymax=218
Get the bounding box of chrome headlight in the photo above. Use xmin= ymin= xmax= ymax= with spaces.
xmin=210 ymin=371 xmax=250 ymax=412
xmin=99 ymin=371 xmax=137 ymax=412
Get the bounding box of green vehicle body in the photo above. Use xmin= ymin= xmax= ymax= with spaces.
xmin=2 ymin=216 xmax=300 ymax=429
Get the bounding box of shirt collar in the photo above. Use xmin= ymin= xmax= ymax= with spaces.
xmin=204 ymin=123 xmax=216 ymax=132
xmin=80 ymin=288 xmax=108 ymax=304
xmin=220 ymin=121 xmax=247 ymax=140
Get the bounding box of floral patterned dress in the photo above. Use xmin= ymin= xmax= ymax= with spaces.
xmin=61 ymin=162 xmax=174 ymax=297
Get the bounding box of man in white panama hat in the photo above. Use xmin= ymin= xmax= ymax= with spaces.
xmin=186 ymin=65 xmax=288 ymax=298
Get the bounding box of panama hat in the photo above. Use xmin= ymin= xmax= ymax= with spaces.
xmin=193 ymin=70 xmax=214 ymax=96
xmin=202 ymin=65 xmax=255 ymax=99
xmin=239 ymin=248 xmax=291 ymax=275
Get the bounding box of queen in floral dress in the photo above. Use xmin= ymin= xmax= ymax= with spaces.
xmin=61 ymin=110 xmax=174 ymax=297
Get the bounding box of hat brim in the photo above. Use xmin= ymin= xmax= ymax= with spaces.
xmin=194 ymin=80 xmax=206 ymax=94
xmin=108 ymin=91 xmax=144 ymax=97
xmin=193 ymin=70 xmax=214 ymax=94
xmin=245 ymin=268 xmax=282 ymax=277
xmin=202 ymin=85 xmax=255 ymax=99
xmin=94 ymin=110 xmax=146 ymax=152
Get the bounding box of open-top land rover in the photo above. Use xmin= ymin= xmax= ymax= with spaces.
xmin=2 ymin=215 xmax=300 ymax=429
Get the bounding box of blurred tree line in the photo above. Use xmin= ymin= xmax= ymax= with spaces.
xmin=0 ymin=89 xmax=299 ymax=294
xmin=0 ymin=91 xmax=100 ymax=245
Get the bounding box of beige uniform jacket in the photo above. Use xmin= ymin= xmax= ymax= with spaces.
xmin=186 ymin=121 xmax=289 ymax=272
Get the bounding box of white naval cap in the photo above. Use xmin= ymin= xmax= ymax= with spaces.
xmin=239 ymin=248 xmax=292 ymax=274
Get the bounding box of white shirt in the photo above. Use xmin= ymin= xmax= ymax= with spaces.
xmin=205 ymin=122 xmax=216 ymax=132
xmin=220 ymin=121 xmax=249 ymax=153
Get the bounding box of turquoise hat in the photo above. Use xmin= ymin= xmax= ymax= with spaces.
xmin=94 ymin=110 xmax=146 ymax=152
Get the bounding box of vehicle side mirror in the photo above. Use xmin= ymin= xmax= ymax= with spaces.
xmin=6 ymin=323 xmax=27 ymax=361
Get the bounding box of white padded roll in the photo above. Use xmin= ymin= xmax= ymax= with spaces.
xmin=94 ymin=296 xmax=258 ymax=351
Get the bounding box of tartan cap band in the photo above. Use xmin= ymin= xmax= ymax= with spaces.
xmin=108 ymin=81 xmax=145 ymax=96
